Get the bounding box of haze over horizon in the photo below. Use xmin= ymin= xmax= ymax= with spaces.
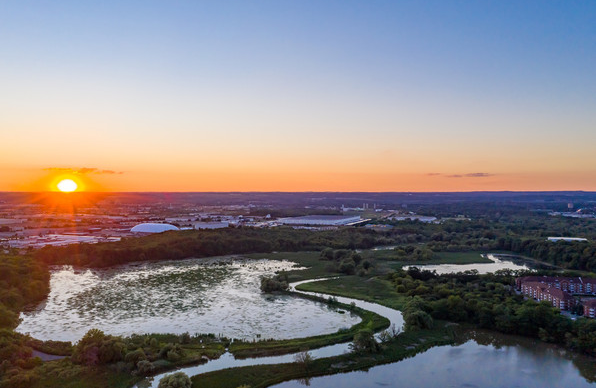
xmin=2 ymin=1 xmax=595 ymax=192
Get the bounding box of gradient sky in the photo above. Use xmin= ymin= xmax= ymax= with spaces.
xmin=1 ymin=1 xmax=595 ymax=192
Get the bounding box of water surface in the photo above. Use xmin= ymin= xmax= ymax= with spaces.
xmin=273 ymin=330 xmax=596 ymax=388
xmin=403 ymin=253 xmax=531 ymax=274
xmin=17 ymin=258 xmax=360 ymax=342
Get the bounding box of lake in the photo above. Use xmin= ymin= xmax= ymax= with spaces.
xmin=16 ymin=257 xmax=360 ymax=342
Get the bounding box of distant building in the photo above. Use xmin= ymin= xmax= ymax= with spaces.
xmin=547 ymin=237 xmax=588 ymax=242
xmin=193 ymin=221 xmax=229 ymax=230
xmin=277 ymin=215 xmax=361 ymax=226
xmin=391 ymin=215 xmax=438 ymax=223
xmin=130 ymin=223 xmax=179 ymax=234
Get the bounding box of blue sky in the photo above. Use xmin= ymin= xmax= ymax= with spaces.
xmin=1 ymin=1 xmax=595 ymax=191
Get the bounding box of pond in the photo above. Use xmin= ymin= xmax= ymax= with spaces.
xmin=273 ymin=330 xmax=596 ymax=388
xmin=403 ymin=253 xmax=532 ymax=274
xmin=16 ymin=258 xmax=360 ymax=342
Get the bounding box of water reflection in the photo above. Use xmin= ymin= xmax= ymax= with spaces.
xmin=16 ymin=258 xmax=360 ymax=342
xmin=403 ymin=253 xmax=532 ymax=274
xmin=135 ymin=278 xmax=404 ymax=388
xmin=274 ymin=329 xmax=596 ymax=388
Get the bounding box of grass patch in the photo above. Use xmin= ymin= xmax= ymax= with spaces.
xmin=297 ymin=276 xmax=409 ymax=311
xmin=21 ymin=359 xmax=139 ymax=388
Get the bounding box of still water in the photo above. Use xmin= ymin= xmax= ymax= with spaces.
xmin=273 ymin=330 xmax=596 ymax=388
xmin=136 ymin=277 xmax=404 ymax=388
xmin=403 ymin=253 xmax=531 ymax=274
xmin=16 ymin=258 xmax=360 ymax=342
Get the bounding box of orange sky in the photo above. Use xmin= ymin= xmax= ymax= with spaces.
xmin=4 ymin=167 xmax=596 ymax=193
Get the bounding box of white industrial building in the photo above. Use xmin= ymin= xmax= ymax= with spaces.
xmin=194 ymin=221 xmax=229 ymax=230
xmin=277 ymin=215 xmax=362 ymax=226
xmin=391 ymin=215 xmax=438 ymax=223
xmin=130 ymin=223 xmax=180 ymax=234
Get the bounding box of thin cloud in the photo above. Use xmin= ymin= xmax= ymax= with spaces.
xmin=44 ymin=167 xmax=123 ymax=175
xmin=428 ymin=172 xmax=495 ymax=178
xmin=464 ymin=172 xmax=494 ymax=178
xmin=447 ymin=172 xmax=495 ymax=178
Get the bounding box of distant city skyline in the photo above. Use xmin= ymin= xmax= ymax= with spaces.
xmin=2 ymin=1 xmax=595 ymax=192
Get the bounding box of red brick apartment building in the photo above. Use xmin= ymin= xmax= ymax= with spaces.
xmin=516 ymin=276 xmax=596 ymax=295
xmin=520 ymin=281 xmax=575 ymax=310
xmin=584 ymin=300 xmax=596 ymax=318
xmin=516 ymin=276 xmax=596 ymax=313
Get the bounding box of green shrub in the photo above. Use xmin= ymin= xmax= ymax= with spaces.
xmin=158 ymin=371 xmax=192 ymax=388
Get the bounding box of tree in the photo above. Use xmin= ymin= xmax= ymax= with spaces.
xmin=349 ymin=329 xmax=379 ymax=353
xmin=294 ymin=350 xmax=313 ymax=372
xmin=158 ymin=372 xmax=192 ymax=388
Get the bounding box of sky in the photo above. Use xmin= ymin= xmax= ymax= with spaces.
xmin=1 ymin=1 xmax=595 ymax=192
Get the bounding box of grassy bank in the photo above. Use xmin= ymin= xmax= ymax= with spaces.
xmin=297 ymin=276 xmax=408 ymax=311
xmin=194 ymin=323 xmax=455 ymax=388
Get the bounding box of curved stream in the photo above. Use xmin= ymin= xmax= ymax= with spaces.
xmin=136 ymin=277 xmax=404 ymax=388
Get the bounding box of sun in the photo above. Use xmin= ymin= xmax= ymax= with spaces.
xmin=57 ymin=179 xmax=78 ymax=192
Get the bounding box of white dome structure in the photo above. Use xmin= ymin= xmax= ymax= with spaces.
xmin=130 ymin=223 xmax=179 ymax=234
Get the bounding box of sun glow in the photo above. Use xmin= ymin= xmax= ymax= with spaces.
xmin=57 ymin=179 xmax=78 ymax=192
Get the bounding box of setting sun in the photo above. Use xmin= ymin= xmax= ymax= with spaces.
xmin=57 ymin=179 xmax=78 ymax=192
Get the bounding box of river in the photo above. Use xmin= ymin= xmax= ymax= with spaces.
xmin=273 ymin=330 xmax=596 ymax=388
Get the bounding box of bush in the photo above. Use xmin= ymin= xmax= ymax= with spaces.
xmin=260 ymin=275 xmax=288 ymax=292
xmin=124 ymin=348 xmax=147 ymax=364
xmin=158 ymin=372 xmax=192 ymax=388
xmin=179 ymin=332 xmax=191 ymax=344
xmin=349 ymin=329 xmax=379 ymax=353
xmin=137 ymin=360 xmax=155 ymax=376
xmin=338 ymin=259 xmax=355 ymax=275
xmin=404 ymin=310 xmax=434 ymax=330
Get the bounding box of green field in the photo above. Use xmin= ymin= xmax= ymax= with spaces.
xmin=297 ymin=276 xmax=408 ymax=311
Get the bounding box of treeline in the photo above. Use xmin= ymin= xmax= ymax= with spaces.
xmin=34 ymin=227 xmax=394 ymax=268
xmin=496 ymin=238 xmax=596 ymax=272
xmin=375 ymin=215 xmax=596 ymax=271
xmin=0 ymin=255 xmax=49 ymax=329
xmin=390 ymin=268 xmax=596 ymax=357
xmin=0 ymin=254 xmax=51 ymax=386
